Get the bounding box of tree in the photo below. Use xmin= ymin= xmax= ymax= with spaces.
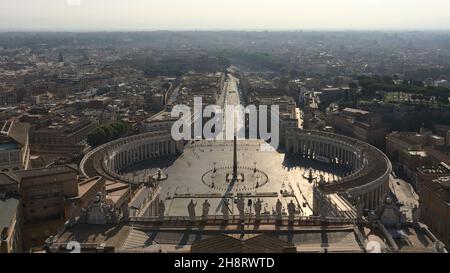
xmin=349 ymin=82 xmax=358 ymax=90
xmin=87 ymin=122 xmax=129 ymax=147
xmin=87 ymin=127 xmax=107 ymax=147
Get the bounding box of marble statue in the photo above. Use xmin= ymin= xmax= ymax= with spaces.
xmin=188 ymin=200 xmax=197 ymax=221
xmin=157 ymin=169 xmax=162 ymax=180
xmin=287 ymin=200 xmax=296 ymax=222
xmin=254 ymin=198 xmax=262 ymax=221
xmin=158 ymin=200 xmax=165 ymax=218
xmin=202 ymin=199 xmax=211 ymax=220
xmin=378 ymin=196 xmax=401 ymax=227
xmin=276 ymin=199 xmax=283 ymax=220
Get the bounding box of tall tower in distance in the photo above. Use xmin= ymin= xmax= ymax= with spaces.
xmin=58 ymin=52 xmax=64 ymax=63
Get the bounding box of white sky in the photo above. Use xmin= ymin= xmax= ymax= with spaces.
xmin=1 ymin=0 xmax=450 ymax=31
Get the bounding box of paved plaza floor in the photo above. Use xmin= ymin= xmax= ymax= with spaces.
xmin=122 ymin=139 xmax=348 ymax=217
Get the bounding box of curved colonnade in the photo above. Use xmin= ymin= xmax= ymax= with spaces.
xmin=81 ymin=128 xmax=391 ymax=211
xmin=286 ymin=128 xmax=392 ymax=210
xmin=80 ymin=130 xmax=182 ymax=186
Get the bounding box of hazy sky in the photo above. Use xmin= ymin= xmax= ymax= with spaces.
xmin=1 ymin=0 xmax=450 ymax=31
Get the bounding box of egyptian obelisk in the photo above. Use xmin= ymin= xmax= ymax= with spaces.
xmin=233 ymin=135 xmax=237 ymax=179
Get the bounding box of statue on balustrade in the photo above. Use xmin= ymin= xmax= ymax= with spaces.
xmin=188 ymin=199 xmax=197 ymax=221
xmin=158 ymin=200 xmax=165 ymax=218
xmin=276 ymin=199 xmax=283 ymax=221
xmin=287 ymin=200 xmax=296 ymax=222
xmin=254 ymin=198 xmax=262 ymax=221
xmin=202 ymin=199 xmax=211 ymax=220
xmin=319 ymin=175 xmax=325 ymax=185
